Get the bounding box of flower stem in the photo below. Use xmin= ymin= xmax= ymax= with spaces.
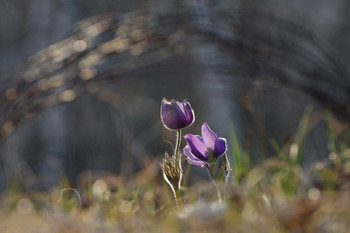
xmin=207 ymin=169 xmax=223 ymax=204
xmin=162 ymin=172 xmax=181 ymax=211
xmin=174 ymin=130 xmax=182 ymax=162
xmin=174 ymin=129 xmax=183 ymax=203
xmin=213 ymin=179 xmax=222 ymax=204
xmin=175 ymin=189 xmax=182 ymax=209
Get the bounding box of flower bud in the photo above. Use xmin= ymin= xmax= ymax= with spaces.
xmin=160 ymin=152 xmax=183 ymax=191
xmin=160 ymin=98 xmax=195 ymax=130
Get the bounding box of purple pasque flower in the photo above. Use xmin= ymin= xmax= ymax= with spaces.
xmin=183 ymin=122 xmax=227 ymax=167
xmin=160 ymin=98 xmax=195 ymax=130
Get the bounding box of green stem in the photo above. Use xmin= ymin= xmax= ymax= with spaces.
xmin=163 ymin=173 xmax=181 ymax=211
xmin=208 ymin=169 xmax=223 ymax=204
xmin=175 ymin=189 xmax=182 ymax=209
xmin=174 ymin=130 xmax=182 ymax=162
xmin=213 ymin=179 xmax=222 ymax=204
xmin=174 ymin=130 xmax=183 ymax=203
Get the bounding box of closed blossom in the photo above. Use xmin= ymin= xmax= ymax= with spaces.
xmin=160 ymin=98 xmax=195 ymax=130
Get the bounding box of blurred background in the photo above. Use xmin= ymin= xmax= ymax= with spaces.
xmin=0 ymin=0 xmax=350 ymax=191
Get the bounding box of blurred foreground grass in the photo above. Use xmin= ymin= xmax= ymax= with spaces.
xmin=1 ymin=157 xmax=349 ymax=233
xmin=1 ymin=114 xmax=350 ymax=233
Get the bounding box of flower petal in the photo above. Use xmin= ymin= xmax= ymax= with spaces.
xmin=184 ymin=134 xmax=207 ymax=160
xmin=201 ymin=122 xmax=217 ymax=150
xmin=161 ymin=99 xmax=186 ymax=130
xmin=160 ymin=98 xmax=194 ymax=130
xmin=214 ymin=137 xmax=227 ymax=157
xmin=187 ymin=157 xmax=208 ymax=167
xmin=183 ymin=146 xmax=207 ymax=166
xmin=175 ymin=105 xmax=188 ymax=128
xmin=176 ymin=101 xmax=185 ymax=112
xmin=183 ymin=100 xmax=195 ymax=126
xmin=161 ymin=98 xmax=172 ymax=106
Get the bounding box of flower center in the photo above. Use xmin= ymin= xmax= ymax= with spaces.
xmin=206 ymin=148 xmax=216 ymax=162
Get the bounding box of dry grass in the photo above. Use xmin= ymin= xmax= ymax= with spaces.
xmin=0 ymin=153 xmax=349 ymax=233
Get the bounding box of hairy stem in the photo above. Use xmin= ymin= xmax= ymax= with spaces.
xmin=175 ymin=188 xmax=182 ymax=209
xmin=174 ymin=129 xmax=183 ymax=201
xmin=208 ymin=169 xmax=223 ymax=204
xmin=213 ymin=179 xmax=222 ymax=204
xmin=174 ymin=130 xmax=182 ymax=162
xmin=163 ymin=172 xmax=180 ymax=211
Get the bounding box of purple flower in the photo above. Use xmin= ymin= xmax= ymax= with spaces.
xmin=161 ymin=98 xmax=195 ymax=130
xmin=183 ymin=123 xmax=227 ymax=167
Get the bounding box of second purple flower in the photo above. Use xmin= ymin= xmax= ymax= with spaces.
xmin=183 ymin=122 xmax=227 ymax=167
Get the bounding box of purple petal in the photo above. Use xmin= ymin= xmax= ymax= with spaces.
xmin=171 ymin=102 xmax=187 ymax=124
xmin=183 ymin=145 xmax=205 ymax=162
xmin=187 ymin=157 xmax=208 ymax=167
xmin=214 ymin=137 xmax=227 ymax=157
xmin=183 ymin=146 xmax=207 ymax=166
xmin=184 ymin=134 xmax=207 ymax=160
xmin=160 ymin=98 xmax=194 ymax=130
xmin=161 ymin=106 xmax=180 ymax=129
xmin=183 ymin=100 xmax=195 ymax=126
xmin=176 ymin=101 xmax=185 ymax=112
xmin=160 ymin=99 xmax=186 ymax=130
xmin=201 ymin=122 xmax=218 ymax=150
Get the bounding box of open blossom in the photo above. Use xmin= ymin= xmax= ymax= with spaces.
xmin=183 ymin=123 xmax=226 ymax=167
xmin=160 ymin=98 xmax=195 ymax=130
xmin=183 ymin=123 xmax=227 ymax=167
